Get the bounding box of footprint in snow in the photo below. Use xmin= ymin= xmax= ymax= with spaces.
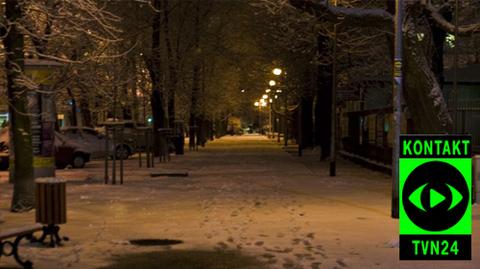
xmin=336 ymin=258 xmax=348 ymax=267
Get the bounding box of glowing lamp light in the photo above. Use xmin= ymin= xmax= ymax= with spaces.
xmin=254 ymin=101 xmax=260 ymax=107
xmin=269 ymin=80 xmax=276 ymax=86
xmin=266 ymin=89 xmax=271 ymax=93
xmin=262 ymin=94 xmax=268 ymax=99
xmin=273 ymin=68 xmax=282 ymax=76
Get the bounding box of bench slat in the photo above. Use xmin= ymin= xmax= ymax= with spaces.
xmin=0 ymin=224 xmax=43 ymax=241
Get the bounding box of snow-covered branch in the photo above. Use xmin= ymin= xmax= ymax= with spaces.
xmin=424 ymin=2 xmax=480 ymax=36
xmin=288 ymin=0 xmax=393 ymax=29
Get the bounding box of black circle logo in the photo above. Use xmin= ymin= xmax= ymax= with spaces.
xmin=402 ymin=161 xmax=469 ymax=231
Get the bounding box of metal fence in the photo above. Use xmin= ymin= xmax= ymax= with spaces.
xmin=451 ymin=99 xmax=480 ymax=153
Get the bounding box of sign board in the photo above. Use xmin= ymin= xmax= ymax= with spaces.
xmin=400 ymin=135 xmax=472 ymax=260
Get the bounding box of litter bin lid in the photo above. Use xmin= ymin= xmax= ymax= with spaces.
xmin=35 ymin=177 xmax=66 ymax=183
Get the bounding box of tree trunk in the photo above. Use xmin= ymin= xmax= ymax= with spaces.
xmin=4 ymin=0 xmax=35 ymax=212
xmin=148 ymin=0 xmax=167 ymax=154
xmin=428 ymin=10 xmax=451 ymax=91
xmin=79 ymin=88 xmax=92 ymax=127
xmin=290 ymin=0 xmax=454 ymax=137
xmin=162 ymin=0 xmax=178 ymax=129
xmin=67 ymin=88 xmax=78 ymax=126
xmin=315 ymin=35 xmax=333 ymax=159
xmin=300 ymin=96 xmax=314 ymax=148
xmin=189 ymin=0 xmax=201 ymax=150
xmin=403 ymin=12 xmax=452 ymax=133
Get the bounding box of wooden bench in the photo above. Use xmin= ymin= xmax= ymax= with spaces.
xmin=0 ymin=224 xmax=43 ymax=269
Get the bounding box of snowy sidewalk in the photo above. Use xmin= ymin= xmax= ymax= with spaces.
xmin=0 ymin=134 xmax=478 ymax=269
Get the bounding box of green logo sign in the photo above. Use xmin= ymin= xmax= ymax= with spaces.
xmin=399 ymin=135 xmax=472 ymax=260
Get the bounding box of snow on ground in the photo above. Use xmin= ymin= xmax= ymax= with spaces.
xmin=0 ymin=134 xmax=478 ymax=269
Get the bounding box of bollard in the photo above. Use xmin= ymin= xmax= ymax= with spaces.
xmin=138 ymin=129 xmax=142 ymax=168
xmin=104 ymin=128 xmax=109 ymax=184
xmin=145 ymin=129 xmax=151 ymax=168
xmin=151 ymin=128 xmax=155 ymax=168
xmin=119 ymin=126 xmax=124 ymax=185
xmin=112 ymin=127 xmax=116 ymax=185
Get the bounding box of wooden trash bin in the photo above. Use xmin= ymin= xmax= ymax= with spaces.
xmin=35 ymin=177 xmax=66 ymax=225
xmin=35 ymin=177 xmax=68 ymax=247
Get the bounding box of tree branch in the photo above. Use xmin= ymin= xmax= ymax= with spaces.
xmin=288 ymin=0 xmax=393 ymax=29
xmin=424 ymin=3 xmax=480 ymax=35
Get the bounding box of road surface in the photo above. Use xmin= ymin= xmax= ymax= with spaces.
xmin=0 ymin=135 xmax=478 ymax=268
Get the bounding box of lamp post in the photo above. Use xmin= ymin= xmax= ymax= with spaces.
xmin=453 ymin=0 xmax=459 ymax=132
xmin=392 ymin=0 xmax=404 ymax=219
xmin=272 ymin=68 xmax=285 ymax=144
xmin=330 ymin=0 xmax=338 ymax=177
xmin=254 ymin=101 xmax=260 ymax=132
xmin=268 ymin=98 xmax=273 ymax=138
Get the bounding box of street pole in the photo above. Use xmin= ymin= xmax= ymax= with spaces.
xmin=284 ymin=94 xmax=288 ymax=148
xmin=392 ymin=0 xmax=404 ymax=219
xmin=330 ymin=0 xmax=338 ymax=177
xmin=453 ymin=0 xmax=459 ymax=133
xmin=269 ymin=103 xmax=273 ymax=138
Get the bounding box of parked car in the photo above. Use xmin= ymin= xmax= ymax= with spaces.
xmin=55 ymin=132 xmax=91 ymax=168
xmin=60 ymin=127 xmax=115 ymax=159
xmin=0 ymin=128 xmax=91 ymax=170
xmin=96 ymin=120 xmax=148 ymax=159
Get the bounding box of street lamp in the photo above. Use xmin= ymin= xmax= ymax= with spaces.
xmin=269 ymin=80 xmax=276 ymax=87
xmin=273 ymin=68 xmax=282 ymax=76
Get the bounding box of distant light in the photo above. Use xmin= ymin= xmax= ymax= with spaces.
xmin=265 ymin=89 xmax=271 ymax=93
xmin=241 ymin=89 xmax=245 ymax=93
xmin=269 ymin=99 xmax=273 ymax=103
xmin=269 ymin=80 xmax=276 ymax=86
xmin=261 ymin=102 xmax=267 ymax=107
xmin=262 ymin=94 xmax=268 ymax=99
xmin=416 ymin=33 xmax=425 ymax=41
xmin=274 ymin=95 xmax=278 ymax=99
xmin=254 ymin=101 xmax=260 ymax=107
xmin=276 ymin=90 xmax=282 ymax=93
xmin=273 ymin=68 xmax=282 ymax=76
xmin=147 ymin=117 xmax=153 ymax=123
xmin=446 ymin=34 xmax=456 ymax=48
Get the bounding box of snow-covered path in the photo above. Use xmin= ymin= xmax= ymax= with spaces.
xmin=0 ymin=134 xmax=478 ymax=268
